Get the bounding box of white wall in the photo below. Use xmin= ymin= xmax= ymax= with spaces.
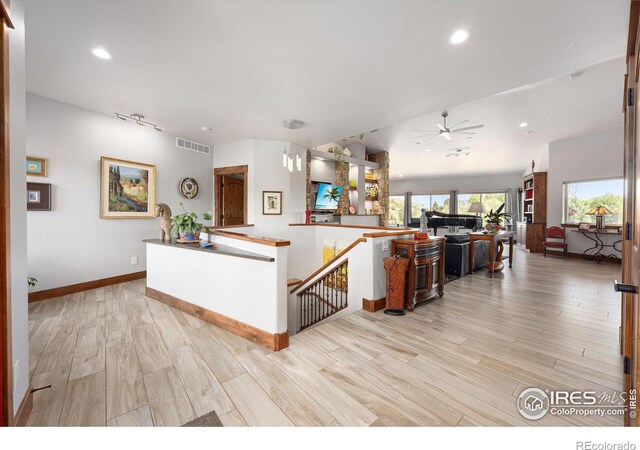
xmin=547 ymin=127 xmax=624 ymax=253
xmin=9 ymin=0 xmax=29 ymax=415
xmin=310 ymin=159 xmax=335 ymax=184
xmin=26 ymin=94 xmax=214 ymax=291
xmin=212 ymin=139 xmax=307 ymax=239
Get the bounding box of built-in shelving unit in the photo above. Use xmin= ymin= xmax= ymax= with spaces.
xmin=522 ymin=171 xmax=547 ymax=253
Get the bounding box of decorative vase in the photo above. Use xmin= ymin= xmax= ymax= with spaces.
xmin=486 ymin=222 xmax=498 ymax=232
xmin=179 ymin=228 xmax=200 ymax=241
xmin=305 ymin=210 xmax=312 ymax=224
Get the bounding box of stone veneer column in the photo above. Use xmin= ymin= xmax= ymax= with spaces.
xmin=335 ymin=160 xmax=350 ymax=215
xmin=372 ymin=151 xmax=390 ymax=227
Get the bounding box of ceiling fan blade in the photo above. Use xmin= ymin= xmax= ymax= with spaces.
xmin=453 ymin=124 xmax=484 ymax=132
xmin=411 ymin=130 xmax=436 ymax=133
xmin=436 ymin=123 xmax=447 ymax=132
xmin=448 ymin=120 xmax=469 ymax=130
xmin=451 ymin=131 xmax=475 ymax=135
xmin=442 ymin=132 xmax=452 ymax=141
xmin=422 ymin=134 xmax=441 ymax=143
xmin=411 ymin=133 xmax=438 ymax=139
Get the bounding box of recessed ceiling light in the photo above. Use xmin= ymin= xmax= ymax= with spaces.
xmin=448 ymin=29 xmax=470 ymax=45
xmin=519 ymin=122 xmax=528 ymax=128
xmin=425 ymin=149 xmax=431 ymax=152
xmin=201 ymin=126 xmax=212 ymax=132
xmin=398 ymin=174 xmax=403 ymax=178
xmin=91 ymin=48 xmax=112 ymax=60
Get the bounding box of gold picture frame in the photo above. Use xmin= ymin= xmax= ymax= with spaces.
xmin=26 ymin=156 xmax=47 ymax=177
xmin=100 ymin=156 xmax=156 ymax=219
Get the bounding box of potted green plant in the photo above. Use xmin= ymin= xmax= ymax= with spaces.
xmin=485 ymin=203 xmax=510 ymax=232
xmin=171 ymin=202 xmax=212 ymax=242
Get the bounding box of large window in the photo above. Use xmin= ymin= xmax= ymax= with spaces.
xmin=457 ymin=192 xmax=507 ymax=220
xmin=389 ymin=195 xmax=405 ymax=226
xmin=564 ymin=178 xmax=623 ymax=225
xmin=411 ymin=194 xmax=450 ymax=220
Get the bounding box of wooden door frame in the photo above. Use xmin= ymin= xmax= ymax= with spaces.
xmin=0 ymin=0 xmax=13 ymax=427
xmin=624 ymin=0 xmax=640 ymax=427
xmin=213 ymin=165 xmax=248 ymax=227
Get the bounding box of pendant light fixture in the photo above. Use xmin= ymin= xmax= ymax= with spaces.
xmin=283 ymin=119 xmax=304 ymax=172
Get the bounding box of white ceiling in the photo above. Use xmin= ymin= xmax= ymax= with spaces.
xmin=358 ymin=56 xmax=626 ymax=179
xmin=25 ymin=0 xmax=628 ymax=175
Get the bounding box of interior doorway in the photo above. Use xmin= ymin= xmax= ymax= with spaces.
xmin=214 ymin=165 xmax=248 ymax=227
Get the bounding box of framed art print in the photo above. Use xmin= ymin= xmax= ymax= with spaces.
xmin=26 ymin=182 xmax=51 ymax=211
xmin=100 ymin=156 xmax=156 ymax=219
xmin=578 ymin=222 xmax=591 ymax=231
xmin=262 ymin=191 xmax=282 ymax=215
xmin=26 ymin=156 xmax=47 ymax=177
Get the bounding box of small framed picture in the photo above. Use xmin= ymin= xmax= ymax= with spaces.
xmin=578 ymin=222 xmax=590 ymax=231
xmin=26 ymin=156 xmax=47 ymax=177
xmin=262 ymin=191 xmax=282 ymax=215
xmin=26 ymin=182 xmax=51 ymax=211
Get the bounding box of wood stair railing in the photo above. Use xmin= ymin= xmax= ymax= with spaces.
xmin=290 ymin=237 xmax=366 ymax=294
xmin=298 ymin=260 xmax=349 ymax=331
xmin=292 ymin=237 xmax=367 ymax=332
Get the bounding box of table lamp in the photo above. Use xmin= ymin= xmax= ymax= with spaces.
xmin=586 ymin=205 xmax=612 ymax=231
xmin=468 ymin=202 xmax=485 ymax=230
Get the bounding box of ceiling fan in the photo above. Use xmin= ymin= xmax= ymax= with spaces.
xmin=413 ymin=111 xmax=484 ymax=143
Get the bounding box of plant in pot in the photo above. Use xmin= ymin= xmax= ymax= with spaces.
xmin=485 ymin=203 xmax=510 ymax=232
xmin=171 ymin=202 xmax=212 ymax=242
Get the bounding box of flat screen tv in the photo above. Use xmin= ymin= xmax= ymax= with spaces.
xmin=314 ymin=183 xmax=343 ymax=211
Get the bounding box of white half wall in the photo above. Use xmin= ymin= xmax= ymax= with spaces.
xmin=547 ymin=127 xmax=623 ymax=254
xmin=26 ymin=94 xmax=214 ymax=291
xmin=9 ymin=0 xmax=29 ymax=414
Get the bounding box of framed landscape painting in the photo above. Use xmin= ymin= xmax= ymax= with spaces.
xmin=100 ymin=156 xmax=156 ymax=219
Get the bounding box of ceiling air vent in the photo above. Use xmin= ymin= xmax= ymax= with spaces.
xmin=176 ymin=137 xmax=211 ymax=155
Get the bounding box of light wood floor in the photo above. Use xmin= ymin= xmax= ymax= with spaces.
xmin=26 ymin=247 xmax=624 ymax=426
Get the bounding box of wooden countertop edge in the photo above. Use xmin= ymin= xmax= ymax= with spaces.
xmin=210 ymin=230 xmax=291 ymax=247
xmin=208 ymin=224 xmax=255 ymax=230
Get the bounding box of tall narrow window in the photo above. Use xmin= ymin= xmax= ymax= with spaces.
xmin=389 ymin=195 xmax=405 ymax=226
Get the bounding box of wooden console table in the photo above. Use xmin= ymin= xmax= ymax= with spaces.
xmin=469 ymin=231 xmax=515 ymax=278
xmin=391 ymin=237 xmax=445 ymax=311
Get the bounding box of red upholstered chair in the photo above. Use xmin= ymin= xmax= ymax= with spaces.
xmin=543 ymin=226 xmax=568 ymax=257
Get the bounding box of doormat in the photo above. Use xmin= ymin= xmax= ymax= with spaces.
xmin=181 ymin=410 xmax=223 ymax=427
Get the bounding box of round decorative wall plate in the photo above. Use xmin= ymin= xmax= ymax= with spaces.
xmin=179 ymin=177 xmax=199 ymax=199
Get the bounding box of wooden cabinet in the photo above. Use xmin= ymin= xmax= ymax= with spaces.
xmin=391 ymin=238 xmax=445 ymax=311
xmin=523 ymin=172 xmax=547 ymax=253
